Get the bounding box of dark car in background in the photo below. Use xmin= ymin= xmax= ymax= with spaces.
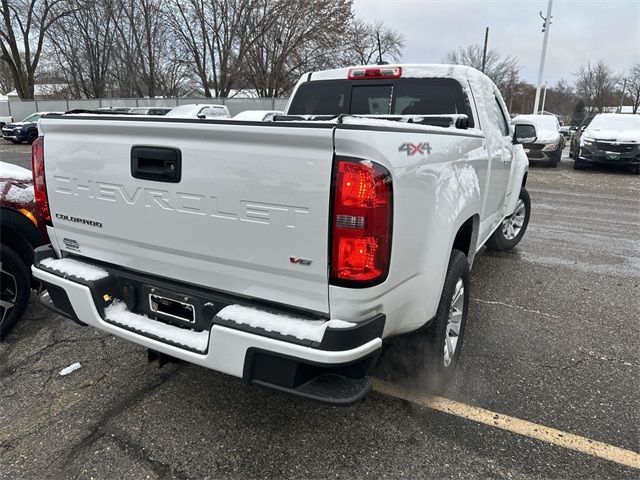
xmin=1 ymin=112 xmax=59 ymax=144
xmin=0 ymin=159 xmax=49 ymax=339
xmin=569 ymin=115 xmax=595 ymax=159
xmin=573 ymin=114 xmax=640 ymax=173
xmin=511 ymin=114 xmax=565 ymax=167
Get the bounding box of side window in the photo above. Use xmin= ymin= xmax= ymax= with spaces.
xmin=199 ymin=107 xmax=211 ymax=117
xmin=288 ymin=82 xmax=348 ymax=115
xmin=492 ymin=95 xmax=510 ymax=136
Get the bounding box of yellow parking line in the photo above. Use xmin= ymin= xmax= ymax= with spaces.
xmin=373 ymin=379 xmax=640 ymax=470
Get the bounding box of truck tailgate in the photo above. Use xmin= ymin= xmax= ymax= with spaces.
xmin=40 ymin=117 xmax=335 ymax=313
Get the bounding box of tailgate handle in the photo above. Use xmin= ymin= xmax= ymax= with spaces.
xmin=131 ymin=146 xmax=181 ymax=183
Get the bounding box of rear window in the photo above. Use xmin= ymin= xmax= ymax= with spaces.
xmin=288 ymin=78 xmax=474 ymax=126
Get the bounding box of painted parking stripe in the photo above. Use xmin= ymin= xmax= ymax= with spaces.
xmin=374 ymin=379 xmax=640 ymax=470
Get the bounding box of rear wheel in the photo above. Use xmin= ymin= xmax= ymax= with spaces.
xmin=0 ymin=245 xmax=31 ymax=340
xmin=422 ymin=249 xmax=470 ymax=384
xmin=486 ymin=187 xmax=531 ymax=251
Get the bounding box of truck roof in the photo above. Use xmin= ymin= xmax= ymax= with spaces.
xmin=306 ymin=64 xmax=488 ymax=84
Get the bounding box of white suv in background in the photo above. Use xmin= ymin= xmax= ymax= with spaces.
xmin=165 ymin=104 xmax=230 ymax=119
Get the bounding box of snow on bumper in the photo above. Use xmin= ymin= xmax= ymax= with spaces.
xmin=32 ymin=265 xmax=382 ymax=379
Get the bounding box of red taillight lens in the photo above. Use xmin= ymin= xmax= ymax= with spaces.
xmin=31 ymin=136 xmax=51 ymax=224
xmin=347 ymin=66 xmax=402 ymax=80
xmin=330 ymin=158 xmax=392 ymax=286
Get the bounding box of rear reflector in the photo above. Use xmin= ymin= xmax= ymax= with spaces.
xmin=330 ymin=158 xmax=392 ymax=286
xmin=348 ymin=66 xmax=402 ymax=80
xmin=31 ymin=136 xmax=51 ymax=224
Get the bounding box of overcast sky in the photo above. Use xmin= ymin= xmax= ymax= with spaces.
xmin=352 ymin=0 xmax=640 ymax=86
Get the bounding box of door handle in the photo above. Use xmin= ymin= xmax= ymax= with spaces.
xmin=131 ymin=146 xmax=181 ymax=183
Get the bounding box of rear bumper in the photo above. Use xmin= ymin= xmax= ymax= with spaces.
xmin=32 ymin=245 xmax=383 ymax=404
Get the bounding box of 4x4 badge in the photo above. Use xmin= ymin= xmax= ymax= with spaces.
xmin=398 ymin=142 xmax=432 ymax=156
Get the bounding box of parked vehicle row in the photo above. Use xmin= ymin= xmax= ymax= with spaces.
xmin=31 ymin=64 xmax=530 ymax=404
xmin=1 ymin=105 xmax=286 ymax=144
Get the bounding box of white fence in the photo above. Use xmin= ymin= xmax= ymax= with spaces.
xmin=1 ymin=97 xmax=289 ymax=122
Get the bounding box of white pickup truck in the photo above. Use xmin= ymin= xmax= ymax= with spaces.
xmin=31 ymin=64 xmax=530 ymax=404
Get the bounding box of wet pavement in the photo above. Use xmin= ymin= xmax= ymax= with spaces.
xmin=1 ymin=145 xmax=638 ymax=479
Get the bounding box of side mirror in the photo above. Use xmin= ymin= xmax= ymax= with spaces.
xmin=513 ymin=124 xmax=537 ymax=145
xmin=580 ymin=125 xmax=587 ymax=132
xmin=197 ymin=113 xmax=206 ymax=119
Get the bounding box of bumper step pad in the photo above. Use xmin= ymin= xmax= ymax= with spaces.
xmin=254 ymin=373 xmax=373 ymax=406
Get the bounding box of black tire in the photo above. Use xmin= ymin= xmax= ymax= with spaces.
xmin=422 ymin=249 xmax=470 ymax=385
xmin=0 ymin=245 xmax=31 ymax=341
xmin=486 ymin=187 xmax=531 ymax=251
xmin=26 ymin=130 xmax=38 ymax=144
xmin=573 ymin=158 xmax=585 ymax=170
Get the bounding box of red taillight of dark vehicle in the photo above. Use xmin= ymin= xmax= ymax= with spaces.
xmin=330 ymin=158 xmax=393 ymax=287
xmin=31 ymin=136 xmax=51 ymax=224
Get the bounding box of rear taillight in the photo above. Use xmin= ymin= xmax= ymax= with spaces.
xmin=347 ymin=66 xmax=402 ymax=80
xmin=31 ymin=136 xmax=51 ymax=224
xmin=330 ymin=158 xmax=392 ymax=286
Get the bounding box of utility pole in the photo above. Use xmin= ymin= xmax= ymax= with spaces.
xmin=540 ymin=81 xmax=548 ymax=114
xmin=533 ymin=0 xmax=553 ymax=114
xmin=619 ymin=78 xmax=627 ymax=112
xmin=376 ymin=30 xmax=383 ymax=64
xmin=481 ymin=27 xmax=489 ymax=73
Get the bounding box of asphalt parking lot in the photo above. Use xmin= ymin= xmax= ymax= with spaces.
xmin=1 ymin=141 xmax=638 ymax=479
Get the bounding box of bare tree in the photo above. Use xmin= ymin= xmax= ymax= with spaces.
xmin=622 ymin=64 xmax=640 ymax=113
xmin=543 ymin=78 xmax=577 ymax=121
xmin=0 ymin=0 xmax=72 ymax=98
xmin=442 ymin=44 xmax=520 ymax=92
xmin=341 ymin=18 xmax=404 ymax=65
xmin=574 ymin=60 xmax=616 ymax=113
xmin=47 ymin=0 xmax=120 ymax=98
xmin=169 ymin=0 xmax=212 ymax=96
xmin=0 ymin=58 xmax=13 ymax=93
xmin=243 ymin=0 xmax=352 ymax=97
xmin=110 ymin=0 xmax=168 ymax=97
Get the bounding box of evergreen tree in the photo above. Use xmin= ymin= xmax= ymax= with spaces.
xmin=570 ymin=100 xmax=586 ymax=127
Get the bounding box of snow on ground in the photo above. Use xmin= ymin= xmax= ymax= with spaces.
xmin=40 ymin=258 xmax=109 ymax=281
xmin=105 ymin=301 xmax=209 ymax=352
xmin=0 ymin=161 xmax=32 ymax=181
xmin=216 ymin=304 xmax=355 ymax=343
xmin=59 ymin=362 xmax=82 ymax=376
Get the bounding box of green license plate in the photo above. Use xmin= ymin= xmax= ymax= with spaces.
xmin=606 ymin=152 xmax=620 ymax=160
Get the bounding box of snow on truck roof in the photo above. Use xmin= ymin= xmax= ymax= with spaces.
xmin=306 ymin=64 xmax=491 ymax=84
